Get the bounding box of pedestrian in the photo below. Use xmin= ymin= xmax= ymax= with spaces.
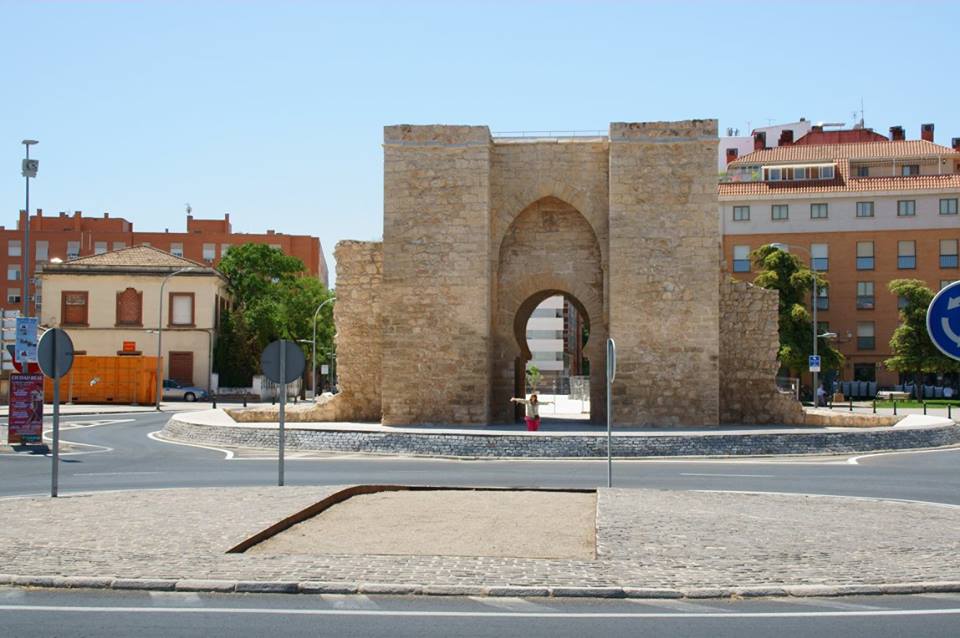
xmin=816 ymin=384 xmax=826 ymax=408
xmin=511 ymin=393 xmax=551 ymax=431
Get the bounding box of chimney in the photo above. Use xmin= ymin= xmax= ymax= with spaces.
xmin=811 ymin=125 xmax=823 ymax=133
xmin=36 ymin=208 xmax=43 ymax=217
xmin=921 ymin=123 xmax=934 ymax=142
xmin=952 ymin=137 xmax=960 ymax=151
xmin=104 ymin=212 xmax=109 ymax=219
xmin=778 ymin=129 xmax=794 ymax=146
xmin=725 ymin=148 xmax=739 ymax=164
xmin=753 ymin=131 xmax=766 ymax=151
xmin=890 ymin=125 xmax=905 ymax=141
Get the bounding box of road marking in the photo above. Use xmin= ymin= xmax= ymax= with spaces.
xmin=680 ymin=473 xmax=774 ymax=478
xmin=73 ymin=471 xmax=162 ymax=477
xmin=693 ymin=489 xmax=960 ymax=510
xmin=847 ymin=446 xmax=960 ymax=465
xmin=469 ymin=596 xmax=554 ymax=612
xmin=147 ymin=431 xmax=234 ymax=460
xmin=149 ymin=591 xmax=202 ymax=606
xmin=320 ymin=594 xmax=378 ymax=609
xmin=917 ymin=592 xmax=960 ymax=601
xmin=1 ymin=604 xmax=960 ymax=618
xmin=628 ymin=599 xmax=732 ymax=613
xmin=781 ymin=597 xmax=885 ymax=611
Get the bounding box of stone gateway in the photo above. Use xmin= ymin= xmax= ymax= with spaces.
xmin=278 ymin=120 xmax=801 ymax=427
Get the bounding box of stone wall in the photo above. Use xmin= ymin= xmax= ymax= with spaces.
xmin=380 ymin=125 xmax=493 ymax=425
xmin=719 ymin=280 xmax=804 ymax=424
xmin=608 ymin=121 xmax=721 ymax=426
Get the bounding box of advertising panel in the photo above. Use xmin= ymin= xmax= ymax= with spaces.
xmin=8 ymin=373 xmax=44 ymax=444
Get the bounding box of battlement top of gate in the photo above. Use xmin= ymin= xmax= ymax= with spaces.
xmin=384 ymin=125 xmax=491 ymax=147
xmin=609 ymin=119 xmax=717 ymax=143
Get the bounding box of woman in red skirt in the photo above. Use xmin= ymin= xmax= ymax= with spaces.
xmin=510 ymin=393 xmax=551 ymax=431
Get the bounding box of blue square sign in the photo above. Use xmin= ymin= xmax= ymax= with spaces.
xmin=808 ymin=355 xmax=821 ymax=372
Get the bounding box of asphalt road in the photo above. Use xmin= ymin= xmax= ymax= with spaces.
xmin=3 ymin=411 xmax=960 ymax=637
xmin=2 ymin=588 xmax=960 ymax=638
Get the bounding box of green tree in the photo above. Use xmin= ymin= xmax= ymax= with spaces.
xmin=525 ymin=365 xmax=542 ymax=393
xmin=750 ymin=244 xmax=843 ymax=376
xmin=213 ymin=244 xmax=334 ymax=386
xmin=885 ymin=279 xmax=960 ymax=392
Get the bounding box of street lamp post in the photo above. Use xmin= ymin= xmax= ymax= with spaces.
xmin=156 ymin=267 xmax=195 ymax=410
xmin=21 ymin=140 xmax=38 ymax=318
xmin=770 ymin=243 xmax=821 ymax=404
xmin=312 ymin=297 xmax=335 ymax=401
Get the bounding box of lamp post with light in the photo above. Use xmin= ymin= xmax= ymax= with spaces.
xmin=156 ymin=267 xmax=195 ymax=410
xmin=312 ymin=297 xmax=335 ymax=400
xmin=21 ymin=140 xmax=38 ymax=317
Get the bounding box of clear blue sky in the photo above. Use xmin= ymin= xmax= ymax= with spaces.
xmin=3 ymin=1 xmax=958 ymax=285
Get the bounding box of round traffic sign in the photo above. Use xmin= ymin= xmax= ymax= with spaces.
xmin=37 ymin=328 xmax=74 ymax=379
xmin=927 ymin=280 xmax=960 ymax=361
xmin=260 ymin=340 xmax=306 ymax=384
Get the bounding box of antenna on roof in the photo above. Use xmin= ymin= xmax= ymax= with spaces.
xmin=185 ymin=203 xmax=192 ymax=216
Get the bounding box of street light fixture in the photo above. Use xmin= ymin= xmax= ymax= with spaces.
xmin=769 ymin=242 xmax=823 ymax=404
xmin=312 ymin=297 xmax=335 ymax=401
xmin=21 ymin=140 xmax=39 ymax=318
xmin=156 ymin=266 xmax=196 ymax=410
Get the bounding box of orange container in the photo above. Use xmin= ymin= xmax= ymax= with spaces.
xmin=44 ymin=355 xmax=160 ymax=405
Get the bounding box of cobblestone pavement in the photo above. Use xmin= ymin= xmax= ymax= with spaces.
xmin=1 ymin=486 xmax=959 ymax=597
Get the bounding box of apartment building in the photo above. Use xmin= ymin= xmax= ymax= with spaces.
xmin=525 ymin=295 xmax=587 ymax=390
xmin=720 ymin=123 xmax=960 ymax=388
xmin=0 ymin=211 xmax=328 ymax=317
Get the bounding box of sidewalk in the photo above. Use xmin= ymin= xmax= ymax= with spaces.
xmin=0 ymin=400 xmax=277 ymax=418
xmin=1 ymin=485 xmax=959 ymax=598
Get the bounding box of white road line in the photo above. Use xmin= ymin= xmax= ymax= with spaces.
xmin=320 ymin=594 xmax=378 ymax=609
xmin=781 ymin=597 xmax=885 ymax=611
xmin=1 ymin=604 xmax=960 ymax=618
xmin=149 ymin=592 xmax=202 ymax=606
xmin=627 ymin=598 xmax=732 ymax=613
xmin=693 ymin=489 xmax=960 ymax=510
xmin=917 ymin=592 xmax=960 ymax=601
xmin=469 ymin=596 xmax=554 ymax=612
xmin=147 ymin=431 xmax=234 ymax=460
xmin=680 ymin=473 xmax=774 ymax=478
xmin=847 ymin=446 xmax=960 ymax=465
xmin=73 ymin=471 xmax=162 ymax=477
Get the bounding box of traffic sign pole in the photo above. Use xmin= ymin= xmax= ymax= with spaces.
xmin=51 ymin=334 xmax=60 ymax=498
xmin=278 ymin=340 xmax=286 ymax=487
xmin=606 ymin=338 xmax=616 ymax=488
xmin=37 ymin=328 xmax=74 ymax=498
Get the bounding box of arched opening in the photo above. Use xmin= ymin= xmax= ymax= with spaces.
xmin=491 ymin=196 xmax=606 ymax=425
xmin=512 ymin=290 xmax=592 ymax=423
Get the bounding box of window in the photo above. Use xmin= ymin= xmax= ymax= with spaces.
xmin=7 ymin=265 xmax=20 ymax=281
xmin=898 ymin=295 xmax=910 ymax=310
xmin=856 ymin=241 xmax=874 ymax=270
xmin=857 ymin=322 xmax=875 ymax=350
xmin=169 ymin=292 xmax=194 ymax=326
xmin=810 ymin=203 xmax=828 ymax=219
xmin=793 ymin=167 xmax=807 ymax=180
xmin=66 ymin=240 xmax=80 ymax=260
xmin=141 ymin=242 xmax=151 ymax=247
xmin=220 ymin=243 xmax=231 ymax=256
xmin=856 ymin=201 xmax=874 ymax=218
xmin=811 ymin=244 xmax=828 ymax=271
xmin=733 ymin=206 xmax=750 ymax=221
xmin=817 ymin=321 xmax=830 ymax=336
xmin=941 ymin=239 xmax=959 ymax=268
xmin=8 ymin=240 xmax=21 ymax=257
xmin=170 ymin=242 xmax=184 ymax=257
xmin=526 ymin=330 xmax=563 ymax=339
xmin=821 ymin=165 xmax=835 ymax=179
xmin=202 ymin=243 xmax=216 ymax=262
xmin=769 ymin=168 xmax=782 ymax=181
xmin=854 ymin=363 xmax=877 ymax=382
xmin=901 ymin=164 xmax=919 ymax=176
xmin=857 ymin=281 xmax=875 ymax=309
xmin=35 ymin=241 xmax=48 ymax=262
xmin=856 ymin=166 xmax=869 ymax=177
xmin=898 ymin=240 xmax=916 ymax=269
xmin=112 ymin=241 xmax=126 ymax=251
xmin=942 ymin=198 xmax=959 ymax=215
xmin=897 ymin=200 xmax=916 ymax=217
xmin=94 ymin=241 xmax=107 ymax=255
xmin=7 ymin=288 xmax=20 ymax=304
xmin=943 ymin=280 xmax=959 ymax=290
xmin=733 ymin=245 xmax=751 ymax=273
xmin=771 ymin=205 xmax=789 ymax=221
xmin=269 ymin=244 xmax=282 ymax=250
xmin=816 ymin=286 xmax=829 ymax=311
xmin=115 ymin=287 xmax=143 ymax=326
xmin=61 ymin=291 xmax=89 ymax=326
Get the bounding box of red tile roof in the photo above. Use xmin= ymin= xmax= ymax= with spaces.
xmin=730 ymin=139 xmax=960 ymax=166
xmin=719 ymin=172 xmax=960 ymax=196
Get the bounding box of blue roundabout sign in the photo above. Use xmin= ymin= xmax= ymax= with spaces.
xmin=927 ymin=280 xmax=960 ymax=361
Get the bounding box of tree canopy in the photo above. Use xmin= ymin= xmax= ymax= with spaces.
xmin=213 ymin=244 xmax=334 ymax=387
xmin=885 ymin=279 xmax=960 ymax=380
xmin=750 ymin=244 xmax=843 ymax=375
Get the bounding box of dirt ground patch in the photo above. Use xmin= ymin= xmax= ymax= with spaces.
xmin=246 ymin=489 xmax=597 ymax=560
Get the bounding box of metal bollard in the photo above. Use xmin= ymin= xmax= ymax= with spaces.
xmin=243 ymin=393 xmax=248 ymax=408
xmin=949 ymin=404 xmax=952 ymax=420
xmin=212 ymin=394 xmax=217 ymax=409
xmin=849 ymin=399 xmax=853 ymax=412
xmin=872 ymin=400 xmax=876 ymax=414
xmin=923 ymin=402 xmax=927 ymax=415
xmin=893 ymin=400 xmax=897 ymax=415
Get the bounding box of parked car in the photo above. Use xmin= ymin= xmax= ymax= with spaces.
xmin=162 ymin=379 xmax=209 ymax=402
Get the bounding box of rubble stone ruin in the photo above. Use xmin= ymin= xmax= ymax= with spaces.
xmin=248 ymin=120 xmax=802 ymax=427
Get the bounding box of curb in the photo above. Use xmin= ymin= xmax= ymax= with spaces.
xmin=2 ymin=574 xmax=960 ymax=600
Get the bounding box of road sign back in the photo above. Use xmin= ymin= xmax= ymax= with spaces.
xmin=927 ymin=280 xmax=960 ymax=361
xmin=260 ymin=340 xmax=306 ymax=384
xmin=37 ymin=328 xmax=74 ymax=379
